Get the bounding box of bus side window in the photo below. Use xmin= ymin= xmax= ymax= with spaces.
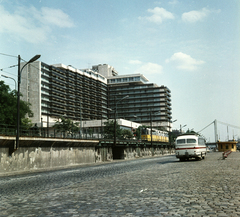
xmin=198 ymin=138 xmax=205 ymax=145
xmin=177 ymin=139 xmax=185 ymax=144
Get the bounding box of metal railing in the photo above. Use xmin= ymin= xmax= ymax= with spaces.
xmin=0 ymin=124 xmax=137 ymax=140
xmin=0 ymin=124 xmax=102 ymax=139
xmin=0 ymin=124 xmax=172 ymax=147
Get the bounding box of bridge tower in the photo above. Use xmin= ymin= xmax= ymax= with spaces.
xmin=214 ymin=119 xmax=218 ymax=143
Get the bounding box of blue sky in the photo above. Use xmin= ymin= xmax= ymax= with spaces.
xmin=0 ymin=0 xmax=239 ymax=142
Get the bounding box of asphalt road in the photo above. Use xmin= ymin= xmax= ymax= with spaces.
xmin=1 ymin=152 xmax=240 ymax=216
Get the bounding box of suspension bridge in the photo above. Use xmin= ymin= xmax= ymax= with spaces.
xmin=198 ymin=119 xmax=240 ymax=142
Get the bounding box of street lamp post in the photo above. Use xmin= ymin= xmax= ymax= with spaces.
xmin=101 ymin=107 xmax=112 ymax=139
xmin=180 ymin=124 xmax=187 ymax=134
xmin=132 ymin=115 xmax=137 ymax=140
xmin=150 ymin=112 xmax=153 ymax=147
xmin=15 ymin=54 xmax=41 ymax=150
xmin=114 ymin=95 xmax=129 ymax=146
xmin=150 ymin=111 xmax=161 ymax=147
xmin=1 ymin=75 xmax=17 ymax=90
xmin=169 ymin=119 xmax=177 ymax=146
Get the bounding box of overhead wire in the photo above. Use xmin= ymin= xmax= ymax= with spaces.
xmin=0 ymin=64 xmax=18 ymax=71
xmin=0 ymin=69 xmax=17 ymax=78
xmin=0 ymin=52 xmax=18 ymax=58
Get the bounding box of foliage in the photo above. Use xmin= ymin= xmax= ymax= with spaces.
xmin=0 ymin=81 xmax=33 ymax=127
xmin=120 ymin=129 xmax=133 ymax=140
xmin=53 ymin=116 xmax=79 ymax=137
xmin=103 ymin=120 xmax=119 ymax=139
xmin=135 ymin=126 xmax=142 ymax=140
xmin=103 ymin=120 xmax=133 ymax=140
xmin=185 ymin=129 xmax=200 ymax=135
xmin=21 ymin=118 xmax=33 ymax=130
xmin=84 ymin=128 xmax=94 ymax=138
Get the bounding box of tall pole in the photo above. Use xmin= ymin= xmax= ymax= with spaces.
xmin=114 ymin=95 xmax=129 ymax=146
xmin=214 ymin=119 xmax=218 ymax=143
xmin=150 ymin=111 xmax=161 ymax=146
xmin=16 ymin=55 xmax=21 ymax=149
xmin=139 ymin=117 xmax=141 ymax=141
xmin=101 ymin=114 xmax=102 ymax=139
xmin=15 ymin=54 xmax=41 ymax=150
xmin=114 ymin=108 xmax=117 ymax=146
xmin=80 ymin=101 xmax=82 ymax=138
xmin=150 ymin=112 xmax=152 ymax=147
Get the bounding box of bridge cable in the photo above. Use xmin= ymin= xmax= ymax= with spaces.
xmin=216 ymin=120 xmax=240 ymax=129
xmin=197 ymin=121 xmax=214 ymax=133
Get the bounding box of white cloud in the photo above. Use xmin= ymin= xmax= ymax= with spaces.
xmin=129 ymin=60 xmax=142 ymax=65
xmin=166 ymin=52 xmax=205 ymax=71
xmin=139 ymin=7 xmax=174 ymax=24
xmin=0 ymin=5 xmax=74 ymax=43
xmin=40 ymin=7 xmax=74 ymax=28
xmin=182 ymin=8 xmax=210 ymax=23
xmin=169 ymin=0 xmax=179 ymax=5
xmin=135 ymin=62 xmax=163 ymax=74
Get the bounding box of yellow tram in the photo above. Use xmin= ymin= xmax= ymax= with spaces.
xmin=141 ymin=128 xmax=169 ymax=142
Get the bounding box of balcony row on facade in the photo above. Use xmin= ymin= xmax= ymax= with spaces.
xmin=21 ymin=61 xmax=172 ymax=130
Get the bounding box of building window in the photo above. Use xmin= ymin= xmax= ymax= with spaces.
xmin=226 ymin=144 xmax=228 ymax=149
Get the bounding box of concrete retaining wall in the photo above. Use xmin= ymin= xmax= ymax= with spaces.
xmin=0 ymin=136 xmax=175 ymax=176
xmin=124 ymin=147 xmax=175 ymax=159
xmin=0 ymin=146 xmax=96 ymax=175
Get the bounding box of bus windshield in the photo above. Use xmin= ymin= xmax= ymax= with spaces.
xmin=176 ymin=138 xmax=197 ymax=144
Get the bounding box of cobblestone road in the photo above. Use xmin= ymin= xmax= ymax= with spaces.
xmin=1 ymin=152 xmax=240 ymax=216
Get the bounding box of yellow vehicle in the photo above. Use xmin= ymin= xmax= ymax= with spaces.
xmin=141 ymin=128 xmax=169 ymax=143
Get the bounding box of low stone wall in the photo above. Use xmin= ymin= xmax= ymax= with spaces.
xmin=124 ymin=147 xmax=175 ymax=159
xmin=0 ymin=136 xmax=175 ymax=176
xmin=0 ymin=146 xmax=96 ymax=175
xmin=95 ymin=147 xmax=112 ymax=162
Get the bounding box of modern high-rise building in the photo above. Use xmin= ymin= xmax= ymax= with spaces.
xmin=20 ymin=62 xmax=172 ymax=131
xmin=20 ymin=62 xmax=109 ymax=128
xmin=91 ymin=64 xmax=172 ymax=131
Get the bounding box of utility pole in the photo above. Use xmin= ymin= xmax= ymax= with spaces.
xmin=214 ymin=119 xmax=218 ymax=143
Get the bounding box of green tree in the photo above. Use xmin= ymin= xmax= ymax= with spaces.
xmin=120 ymin=129 xmax=133 ymax=140
xmin=53 ymin=116 xmax=79 ymax=138
xmin=0 ymin=81 xmax=33 ymax=127
xmin=103 ymin=120 xmax=122 ymax=139
xmin=103 ymin=120 xmax=134 ymax=140
xmin=185 ymin=129 xmax=199 ymax=135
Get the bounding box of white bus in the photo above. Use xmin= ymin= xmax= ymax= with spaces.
xmin=175 ymin=134 xmax=207 ymax=161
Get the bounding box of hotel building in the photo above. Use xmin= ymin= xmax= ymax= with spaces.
xmin=20 ymin=62 xmax=172 ymax=131
xmin=20 ymin=62 xmax=109 ymax=128
xmin=92 ymin=64 xmax=172 ymax=131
